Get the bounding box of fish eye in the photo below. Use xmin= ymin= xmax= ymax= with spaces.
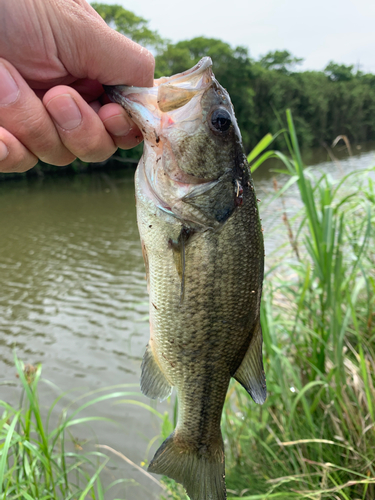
xmin=210 ymin=108 xmax=232 ymax=133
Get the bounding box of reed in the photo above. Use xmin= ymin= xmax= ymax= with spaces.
xmin=222 ymin=110 xmax=375 ymax=499
xmin=0 ymin=355 xmax=141 ymax=500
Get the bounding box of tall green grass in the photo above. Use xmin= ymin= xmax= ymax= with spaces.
xmin=222 ymin=111 xmax=375 ymax=499
xmin=0 ymin=355 xmax=144 ymax=500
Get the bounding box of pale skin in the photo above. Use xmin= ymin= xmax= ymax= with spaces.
xmin=0 ymin=0 xmax=155 ymax=172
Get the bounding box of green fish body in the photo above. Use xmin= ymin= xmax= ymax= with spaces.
xmin=106 ymin=57 xmax=266 ymax=500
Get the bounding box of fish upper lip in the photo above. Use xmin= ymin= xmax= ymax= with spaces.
xmin=154 ymin=56 xmax=213 ymax=88
xmin=166 ymin=56 xmax=212 ymax=80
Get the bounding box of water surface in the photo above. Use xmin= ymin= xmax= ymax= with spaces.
xmin=1 ymin=147 xmax=374 ymax=498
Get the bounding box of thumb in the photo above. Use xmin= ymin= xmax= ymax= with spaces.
xmin=54 ymin=0 xmax=155 ymax=87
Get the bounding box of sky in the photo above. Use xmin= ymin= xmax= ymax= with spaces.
xmin=97 ymin=0 xmax=375 ymax=73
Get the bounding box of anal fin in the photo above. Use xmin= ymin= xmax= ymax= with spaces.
xmin=141 ymin=344 xmax=172 ymax=402
xmin=233 ymin=319 xmax=267 ymax=404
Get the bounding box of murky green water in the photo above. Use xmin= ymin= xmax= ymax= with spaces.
xmin=1 ymin=146 xmax=374 ymax=498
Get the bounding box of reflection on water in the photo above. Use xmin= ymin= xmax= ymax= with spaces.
xmin=0 ymin=146 xmax=374 ymax=498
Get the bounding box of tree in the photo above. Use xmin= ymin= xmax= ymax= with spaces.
xmin=259 ymin=50 xmax=303 ymax=74
xmin=324 ymin=61 xmax=354 ymax=81
xmin=92 ymin=4 xmax=375 ymax=152
xmin=155 ymin=37 xmax=251 ymax=76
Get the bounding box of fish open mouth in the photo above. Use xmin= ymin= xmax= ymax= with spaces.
xmin=104 ymin=57 xmax=214 ymax=121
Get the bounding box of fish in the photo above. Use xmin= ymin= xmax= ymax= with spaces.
xmin=105 ymin=56 xmax=266 ymax=500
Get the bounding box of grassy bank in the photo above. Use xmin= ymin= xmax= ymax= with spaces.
xmin=0 ymin=356 xmax=164 ymax=500
xmin=1 ymin=356 xmax=107 ymax=499
xmin=220 ymin=112 xmax=375 ymax=499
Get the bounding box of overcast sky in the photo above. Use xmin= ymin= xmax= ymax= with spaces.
xmin=97 ymin=0 xmax=375 ymax=73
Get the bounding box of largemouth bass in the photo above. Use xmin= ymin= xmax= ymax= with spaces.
xmin=105 ymin=57 xmax=266 ymax=500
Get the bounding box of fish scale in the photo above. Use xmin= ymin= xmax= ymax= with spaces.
xmin=105 ymin=56 xmax=266 ymax=500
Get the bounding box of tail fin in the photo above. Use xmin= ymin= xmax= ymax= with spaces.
xmin=148 ymin=431 xmax=226 ymax=500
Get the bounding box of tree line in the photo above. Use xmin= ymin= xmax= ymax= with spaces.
xmin=92 ymin=3 xmax=375 ymax=154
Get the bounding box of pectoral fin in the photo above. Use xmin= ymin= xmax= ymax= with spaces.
xmin=168 ymin=227 xmax=194 ymax=302
xmin=177 ymin=170 xmax=236 ymax=226
xmin=141 ymin=344 xmax=172 ymax=401
xmin=141 ymin=240 xmax=150 ymax=293
xmin=171 ymin=200 xmax=219 ymax=229
xmin=233 ymin=319 xmax=267 ymax=404
xmin=181 ymin=178 xmax=221 ymax=200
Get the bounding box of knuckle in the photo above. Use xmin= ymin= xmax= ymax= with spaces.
xmin=8 ymin=111 xmax=76 ymax=165
xmin=11 ymin=108 xmax=57 ymax=152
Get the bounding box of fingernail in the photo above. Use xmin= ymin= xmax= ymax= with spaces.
xmin=0 ymin=141 xmax=9 ymax=161
xmin=46 ymin=94 xmax=82 ymax=130
xmin=103 ymin=114 xmax=132 ymax=137
xmin=0 ymin=63 xmax=19 ymax=106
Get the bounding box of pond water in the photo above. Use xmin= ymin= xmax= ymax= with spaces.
xmin=0 ymin=145 xmax=374 ymax=499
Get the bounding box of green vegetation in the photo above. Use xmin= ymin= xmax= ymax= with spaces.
xmin=2 ymin=106 xmax=374 ymax=497
xmin=3 ymin=2 xmax=374 ymax=180
xmin=155 ymin=40 xmax=375 ymax=151
xmin=0 ymin=355 xmax=150 ymax=500
xmin=2 ymin=2 xmax=374 ymax=496
xmin=222 ymin=112 xmax=375 ymax=499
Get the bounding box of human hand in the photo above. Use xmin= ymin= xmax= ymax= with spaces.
xmin=0 ymin=0 xmax=154 ymax=172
